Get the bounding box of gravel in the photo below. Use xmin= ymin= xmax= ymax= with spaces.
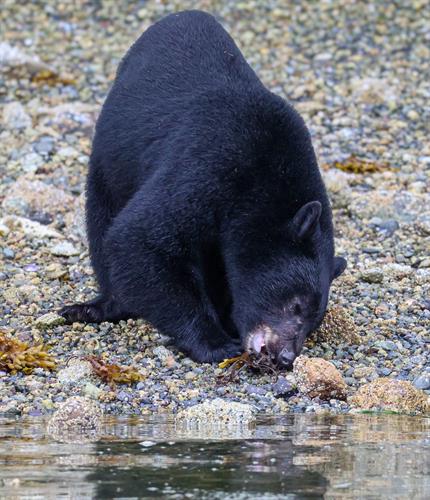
xmin=0 ymin=0 xmax=429 ymax=418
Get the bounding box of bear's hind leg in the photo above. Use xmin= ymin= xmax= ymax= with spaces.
xmin=59 ymin=165 xmax=125 ymax=323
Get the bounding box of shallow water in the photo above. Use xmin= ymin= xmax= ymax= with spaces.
xmin=0 ymin=414 xmax=428 ymax=499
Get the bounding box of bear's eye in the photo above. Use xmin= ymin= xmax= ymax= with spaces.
xmin=293 ymin=303 xmax=302 ymax=316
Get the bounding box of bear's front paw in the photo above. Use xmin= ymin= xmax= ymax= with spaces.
xmin=59 ymin=303 xmax=104 ymax=324
xmin=188 ymin=339 xmax=243 ymax=364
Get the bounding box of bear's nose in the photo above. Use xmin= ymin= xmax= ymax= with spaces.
xmin=278 ymin=349 xmax=296 ymax=369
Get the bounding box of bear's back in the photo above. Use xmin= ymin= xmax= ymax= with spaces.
xmin=115 ymin=10 xmax=259 ymax=97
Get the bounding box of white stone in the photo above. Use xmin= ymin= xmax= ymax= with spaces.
xmin=3 ymin=102 xmax=31 ymax=130
xmin=50 ymin=241 xmax=80 ymax=256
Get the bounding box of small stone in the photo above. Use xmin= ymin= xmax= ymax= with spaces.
xmin=45 ymin=262 xmax=68 ymax=280
xmin=379 ymin=367 xmax=392 ymax=376
xmin=244 ymin=384 xmax=266 ymax=396
xmin=1 ymin=216 xmax=62 ymax=240
xmin=375 ymin=340 xmax=398 ymax=351
xmin=0 ymin=221 xmax=10 ymax=236
xmin=152 ymin=345 xmax=175 ymax=365
xmin=413 ymin=375 xmax=430 ymax=391
xmin=372 ymin=218 xmax=399 ymax=237
xmin=354 ymin=366 xmax=375 ymax=379
xmin=0 ymin=41 xmax=51 ymax=73
xmin=140 ymin=440 xmax=156 ymax=447
xmin=50 ymin=241 xmax=80 ymax=257
xmin=293 ymin=356 xmax=347 ymax=400
xmin=137 ymin=8 xmax=147 ymax=19
xmin=360 ymin=268 xmax=384 ymax=283
xmin=42 ymin=399 xmax=54 ymax=410
xmin=57 ymin=359 xmax=93 ymax=384
xmin=33 ymin=135 xmax=55 ymax=155
xmin=21 ymin=152 xmax=44 ymax=173
xmin=272 ymin=376 xmax=294 ymax=397
xmin=350 ymin=378 xmax=429 ymax=415
xmin=323 ymin=169 xmax=350 ymax=194
xmin=3 ymin=248 xmax=15 ymax=259
xmin=117 ymin=390 xmax=129 ymax=401
xmin=35 ymin=312 xmax=65 ymax=330
xmin=350 ymin=77 xmax=397 ymax=107
xmin=3 ymin=101 xmax=31 ymax=130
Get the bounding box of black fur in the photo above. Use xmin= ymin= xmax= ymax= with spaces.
xmin=60 ymin=10 xmax=346 ymax=365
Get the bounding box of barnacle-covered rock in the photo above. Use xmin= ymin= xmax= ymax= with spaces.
xmin=176 ymin=398 xmax=256 ymax=425
xmin=35 ymin=312 xmax=65 ymax=330
xmin=308 ymin=306 xmax=362 ymax=346
xmin=293 ymin=356 xmax=347 ymax=400
xmin=350 ymin=378 xmax=429 ymax=415
xmin=47 ymin=396 xmax=103 ymax=443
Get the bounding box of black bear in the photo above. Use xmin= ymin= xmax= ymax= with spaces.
xmin=60 ymin=10 xmax=347 ymax=367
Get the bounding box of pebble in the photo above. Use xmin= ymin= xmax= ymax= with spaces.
xmin=3 ymin=248 xmax=15 ymax=259
xmin=360 ymin=269 xmax=384 ymax=284
xmin=33 ymin=136 xmax=55 ymax=155
xmin=50 ymin=241 xmax=80 ymax=257
xmin=244 ymin=383 xmax=266 ymax=396
xmin=35 ymin=312 xmax=65 ymax=330
xmin=272 ymin=376 xmax=294 ymax=397
xmin=57 ymin=359 xmax=93 ymax=384
xmin=413 ymin=375 xmax=430 ymax=391
xmin=3 ymin=102 xmax=31 ymax=130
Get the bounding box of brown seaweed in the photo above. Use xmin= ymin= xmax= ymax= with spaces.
xmin=217 ymin=350 xmax=279 ymax=383
xmin=83 ymin=355 xmax=143 ymax=385
xmin=0 ymin=330 xmax=56 ymax=374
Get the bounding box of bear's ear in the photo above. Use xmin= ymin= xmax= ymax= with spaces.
xmin=293 ymin=201 xmax=322 ymax=239
xmin=332 ymin=256 xmax=347 ymax=279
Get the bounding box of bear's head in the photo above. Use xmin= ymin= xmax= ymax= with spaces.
xmin=243 ymin=201 xmax=346 ymax=369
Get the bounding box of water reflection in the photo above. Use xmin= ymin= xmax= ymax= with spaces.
xmin=0 ymin=414 xmax=428 ymax=499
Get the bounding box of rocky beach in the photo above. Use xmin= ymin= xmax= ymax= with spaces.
xmin=1 ymin=0 xmax=429 ymax=418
